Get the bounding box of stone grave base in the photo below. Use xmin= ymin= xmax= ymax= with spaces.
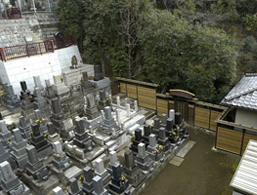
xmin=21 ymin=173 xmax=59 ymax=195
xmin=92 ymin=131 xmax=112 ymax=146
xmin=84 ymin=145 xmax=106 ymax=162
xmin=108 ymin=184 xmax=134 ymax=195
xmin=84 ymin=115 xmax=103 ymax=129
xmin=63 ymin=166 xmax=82 ymax=181
xmin=7 ymin=105 xmax=21 ymax=114
xmin=90 ymin=77 xmax=110 ymax=89
xmin=49 ymin=163 xmax=73 ymax=185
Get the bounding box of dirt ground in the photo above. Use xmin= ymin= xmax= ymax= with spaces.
xmin=139 ymin=126 xmax=241 ymax=195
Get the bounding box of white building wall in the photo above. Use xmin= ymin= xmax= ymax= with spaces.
xmin=235 ymin=108 xmax=257 ymax=128
xmin=0 ymin=45 xmax=82 ymax=95
xmin=0 ymin=61 xmax=9 ymax=84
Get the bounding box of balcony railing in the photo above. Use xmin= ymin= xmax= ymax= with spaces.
xmin=0 ymin=40 xmax=54 ymax=61
xmin=53 ymin=35 xmax=76 ymax=49
xmin=6 ymin=7 xmax=22 ymax=19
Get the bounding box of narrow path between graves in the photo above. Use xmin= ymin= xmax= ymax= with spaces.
xmin=140 ymin=126 xmax=241 ymax=195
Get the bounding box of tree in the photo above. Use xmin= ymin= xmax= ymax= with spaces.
xmin=155 ymin=0 xmax=238 ymax=25
xmin=116 ymin=0 xmax=144 ymax=78
xmin=141 ymin=9 xmax=237 ymax=102
xmin=56 ymin=0 xmax=86 ymax=51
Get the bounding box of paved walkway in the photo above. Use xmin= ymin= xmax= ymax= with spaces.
xmin=140 ymin=126 xmax=241 ymax=195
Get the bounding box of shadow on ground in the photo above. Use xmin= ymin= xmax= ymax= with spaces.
xmin=140 ymin=126 xmax=241 ymax=195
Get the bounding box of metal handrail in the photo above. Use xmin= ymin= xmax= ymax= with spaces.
xmin=0 ymin=40 xmax=54 ymax=61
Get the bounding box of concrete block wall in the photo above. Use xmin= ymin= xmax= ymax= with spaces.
xmin=0 ymin=45 xmax=82 ymax=95
xmin=56 ymin=46 xmax=81 ymax=69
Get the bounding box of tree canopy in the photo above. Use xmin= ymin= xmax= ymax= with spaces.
xmin=57 ymin=0 xmax=247 ymax=103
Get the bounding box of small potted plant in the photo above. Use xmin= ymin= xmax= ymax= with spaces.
xmin=130 ymin=135 xmax=135 ymax=142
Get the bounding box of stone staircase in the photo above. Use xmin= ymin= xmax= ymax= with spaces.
xmin=0 ymin=12 xmax=60 ymax=48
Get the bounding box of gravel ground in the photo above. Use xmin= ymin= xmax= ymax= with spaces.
xmin=140 ymin=126 xmax=241 ymax=195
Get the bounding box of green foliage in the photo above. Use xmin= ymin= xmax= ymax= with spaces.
xmin=242 ymin=14 xmax=257 ymax=35
xmin=57 ymin=0 xmax=239 ymax=103
xmin=56 ymin=0 xmax=86 ymax=51
xmin=243 ymin=36 xmax=257 ymax=53
xmin=141 ymin=9 xmax=237 ymax=102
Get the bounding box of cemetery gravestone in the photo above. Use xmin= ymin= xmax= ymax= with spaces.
xmin=109 ymin=163 xmax=129 ymax=194
xmin=130 ymin=129 xmax=144 ymax=153
xmin=135 ymin=143 xmax=153 ymax=171
xmin=0 ymin=161 xmax=30 ymax=195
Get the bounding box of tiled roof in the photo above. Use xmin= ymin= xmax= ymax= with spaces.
xmin=221 ymin=73 xmax=257 ymax=110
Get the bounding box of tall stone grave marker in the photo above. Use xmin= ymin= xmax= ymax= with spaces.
xmin=146 ymin=134 xmax=163 ymax=161
xmin=81 ymin=71 xmax=95 ymax=94
xmin=81 ymin=166 xmax=94 ymax=195
xmin=109 ymin=163 xmax=129 ymax=194
xmin=68 ymin=177 xmax=83 ymax=195
xmin=129 ymin=129 xmax=144 ymax=153
xmin=123 ymin=150 xmax=145 ymax=186
xmin=107 ymin=151 xmax=119 ymax=174
xmin=73 ymin=117 xmax=94 ymax=153
xmin=10 ymin=128 xmax=28 ymax=168
xmin=25 ymin=145 xmax=49 ymax=180
xmin=0 ymin=161 xmax=30 ymax=195
xmin=175 ymin=112 xmax=181 ymax=125
xmin=18 ymin=116 xmax=32 ymax=139
xmin=169 ymin=109 xmax=175 ymax=121
xmin=34 ymin=109 xmax=48 ymax=134
xmin=52 ymin=141 xmax=70 ymax=169
xmin=85 ymin=93 xmax=100 ymax=120
xmin=93 ymin=65 xmax=104 ymax=81
xmin=161 ymin=114 xmax=167 ymax=127
xmin=99 ymin=106 xmax=118 ymax=134
xmin=142 ymin=124 xmax=151 ymax=147
xmin=0 ymin=140 xmax=11 ymax=165
xmin=92 ymin=175 xmax=108 ymax=195
xmin=152 ymin=118 xmax=160 ymax=138
xmin=94 ymin=158 xmax=110 ymax=187
xmin=0 ymin=120 xmax=14 ymax=149
xmin=158 ymin=127 xmax=171 ymax=152
xmin=33 ymin=76 xmax=44 ymax=91
xmin=5 ymin=84 xmax=21 ymax=113
xmin=135 ymin=143 xmax=153 ymax=171
xmin=30 ymin=123 xmax=52 ymax=159
xmin=52 ymin=75 xmax=70 ymax=99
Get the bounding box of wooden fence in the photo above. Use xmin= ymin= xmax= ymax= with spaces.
xmin=215 ymin=108 xmax=257 ymax=155
xmin=116 ymin=78 xmax=257 ymax=155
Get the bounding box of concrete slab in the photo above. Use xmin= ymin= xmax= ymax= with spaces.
xmin=169 ymin=156 xmax=184 ymax=166
xmin=176 ymin=140 xmax=196 ymax=158
xmin=64 ymin=166 xmax=82 ymax=180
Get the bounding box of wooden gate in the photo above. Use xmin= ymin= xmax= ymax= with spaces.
xmin=216 ymin=127 xmax=243 ymax=154
xmin=188 ymin=104 xmax=194 ymax=125
xmin=157 ymin=99 xmax=168 ymax=116
xmin=127 ymin=84 xmax=137 ymax=99
xmin=138 ymin=86 xmax=156 ymax=110
xmin=176 ymin=101 xmax=187 ymax=121
xmin=194 ymin=107 xmax=210 ymax=129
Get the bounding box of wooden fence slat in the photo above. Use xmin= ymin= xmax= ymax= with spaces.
xmin=120 ymin=83 xmax=127 ymax=94
xmin=216 ymin=127 xmax=242 ymax=154
xmin=194 ymin=107 xmax=210 ymax=129
xmin=127 ymin=84 xmax=137 ymax=99
xmin=138 ymin=86 xmax=156 ymax=110
xmin=210 ymin=110 xmax=221 ymax=131
xmin=242 ymin=134 xmax=257 ymax=154
xmin=157 ymin=99 xmax=168 ymax=116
